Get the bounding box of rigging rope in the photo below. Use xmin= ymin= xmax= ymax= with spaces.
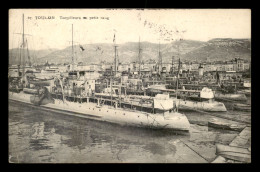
xmin=178 ymin=139 xmax=210 ymax=163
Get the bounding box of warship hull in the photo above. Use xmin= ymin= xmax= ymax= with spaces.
xmin=9 ymin=92 xmax=190 ymax=132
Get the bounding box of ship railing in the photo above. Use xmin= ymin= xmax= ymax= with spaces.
xmin=50 ymin=88 xmax=170 ymax=115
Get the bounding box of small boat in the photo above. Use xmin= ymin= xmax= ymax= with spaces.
xmin=30 ymin=87 xmax=55 ymax=105
xmin=30 ymin=95 xmax=54 ymax=105
xmin=214 ymin=93 xmax=247 ymax=102
xmin=9 ymin=87 xmax=23 ymax=93
xmin=233 ymin=103 xmax=251 ymax=112
xmin=243 ymin=80 xmax=251 ymax=88
xmin=29 ymin=78 xmax=53 ymax=86
xmin=23 ymin=88 xmax=38 ymax=94
xmin=216 ymin=144 xmax=251 ymax=163
xmin=237 ymin=89 xmax=251 ymax=97
xmin=146 ymin=85 xmax=164 ymax=96
xmin=174 ymin=99 xmax=227 ymax=112
xmin=208 ymin=119 xmax=246 ymax=132
xmin=173 ymin=87 xmax=227 ymax=112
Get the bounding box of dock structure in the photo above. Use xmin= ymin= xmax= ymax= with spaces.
xmin=212 ymin=126 xmax=251 ymax=163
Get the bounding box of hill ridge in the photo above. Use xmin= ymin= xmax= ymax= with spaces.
xmin=9 ymin=38 xmax=251 ymax=65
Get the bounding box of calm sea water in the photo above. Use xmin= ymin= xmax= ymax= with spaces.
xmin=8 ymin=99 xmax=250 ymax=163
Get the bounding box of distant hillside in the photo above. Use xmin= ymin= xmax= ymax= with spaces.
xmin=8 ymin=39 xmax=251 ymax=65
xmin=9 ymin=48 xmax=58 ymax=64
xmin=31 ymin=40 xmax=205 ymax=64
xmin=181 ymin=38 xmax=251 ymax=62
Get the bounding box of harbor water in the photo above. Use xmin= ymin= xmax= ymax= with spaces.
xmin=8 ymin=99 xmax=250 ymax=163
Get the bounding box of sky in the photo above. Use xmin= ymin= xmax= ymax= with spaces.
xmin=9 ymin=9 xmax=251 ymax=50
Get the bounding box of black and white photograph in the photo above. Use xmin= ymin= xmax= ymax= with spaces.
xmin=8 ymin=9 xmax=251 ymax=163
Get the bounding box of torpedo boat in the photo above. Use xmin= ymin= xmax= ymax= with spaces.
xmin=9 ymin=89 xmax=190 ymax=132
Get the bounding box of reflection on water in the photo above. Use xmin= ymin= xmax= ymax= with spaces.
xmin=8 ymin=101 xmax=250 ymax=163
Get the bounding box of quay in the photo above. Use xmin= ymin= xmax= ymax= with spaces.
xmin=212 ymin=126 xmax=251 ymax=163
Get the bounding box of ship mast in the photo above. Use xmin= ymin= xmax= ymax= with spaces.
xmin=26 ymin=39 xmax=31 ymax=67
xmin=112 ymin=32 xmax=118 ymax=77
xmin=114 ymin=45 xmax=118 ymax=76
xmin=138 ymin=36 xmax=142 ymax=78
xmin=176 ymin=38 xmax=181 ymax=91
xmin=176 ymin=58 xmax=181 ymax=112
xmin=177 ymin=58 xmax=181 ymax=90
xmin=18 ymin=47 xmax=21 ymax=76
xmin=171 ymin=56 xmax=174 ymax=76
xmin=112 ymin=33 xmax=117 ymax=105
xmin=21 ymin=14 xmax=25 ymax=88
xmin=14 ymin=14 xmax=31 ymax=76
xmin=158 ymin=42 xmax=162 ymax=76
xmin=72 ymin=24 xmax=74 ymax=71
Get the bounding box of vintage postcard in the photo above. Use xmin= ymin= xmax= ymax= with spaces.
xmin=8 ymin=9 xmax=251 ymax=163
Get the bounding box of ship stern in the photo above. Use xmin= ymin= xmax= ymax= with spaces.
xmin=164 ymin=112 xmax=190 ymax=132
